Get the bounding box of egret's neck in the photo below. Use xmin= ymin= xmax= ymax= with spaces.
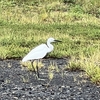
xmin=47 ymin=41 xmax=54 ymax=52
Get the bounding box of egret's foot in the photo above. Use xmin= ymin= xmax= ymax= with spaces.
xmin=42 ymin=83 xmax=51 ymax=88
xmin=34 ymin=73 xmax=45 ymax=81
xmin=37 ymin=77 xmax=46 ymax=81
xmin=34 ymin=74 xmax=38 ymax=79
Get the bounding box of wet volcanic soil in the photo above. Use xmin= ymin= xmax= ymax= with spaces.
xmin=0 ymin=58 xmax=100 ymax=100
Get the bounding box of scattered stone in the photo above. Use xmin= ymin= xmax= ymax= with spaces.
xmin=0 ymin=59 xmax=100 ymax=100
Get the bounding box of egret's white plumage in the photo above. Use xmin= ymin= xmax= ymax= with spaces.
xmin=22 ymin=37 xmax=58 ymax=62
xmin=22 ymin=37 xmax=61 ymax=78
xmin=22 ymin=44 xmax=48 ymax=62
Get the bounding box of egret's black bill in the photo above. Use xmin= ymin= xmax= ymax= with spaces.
xmin=55 ymin=40 xmax=62 ymax=42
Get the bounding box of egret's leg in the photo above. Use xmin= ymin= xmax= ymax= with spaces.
xmin=36 ymin=60 xmax=39 ymax=78
xmin=31 ymin=61 xmax=36 ymax=75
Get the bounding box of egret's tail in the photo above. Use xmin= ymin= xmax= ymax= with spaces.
xmin=22 ymin=57 xmax=27 ymax=62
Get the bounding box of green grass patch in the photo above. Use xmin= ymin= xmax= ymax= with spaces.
xmin=0 ymin=22 xmax=99 ymax=59
xmin=0 ymin=0 xmax=100 ymax=84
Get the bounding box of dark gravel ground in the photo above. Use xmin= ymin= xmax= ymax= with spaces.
xmin=0 ymin=58 xmax=100 ymax=100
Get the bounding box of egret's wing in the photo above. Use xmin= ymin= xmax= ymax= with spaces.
xmin=29 ymin=44 xmax=46 ymax=53
xmin=24 ymin=49 xmax=47 ymax=61
xmin=22 ymin=44 xmax=48 ymax=62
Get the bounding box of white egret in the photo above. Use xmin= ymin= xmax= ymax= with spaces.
xmin=22 ymin=37 xmax=62 ymax=78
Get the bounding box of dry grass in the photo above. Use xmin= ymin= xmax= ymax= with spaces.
xmin=21 ymin=60 xmax=44 ymax=71
xmin=0 ymin=1 xmax=100 ymax=24
xmin=66 ymin=49 xmax=100 ymax=84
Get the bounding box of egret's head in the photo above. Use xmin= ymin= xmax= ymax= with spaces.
xmin=47 ymin=37 xmax=62 ymax=43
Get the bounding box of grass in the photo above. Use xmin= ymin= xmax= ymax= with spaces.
xmin=21 ymin=60 xmax=44 ymax=71
xmin=66 ymin=50 xmax=100 ymax=85
xmin=0 ymin=0 xmax=100 ymax=84
xmin=0 ymin=23 xmax=100 ymax=58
